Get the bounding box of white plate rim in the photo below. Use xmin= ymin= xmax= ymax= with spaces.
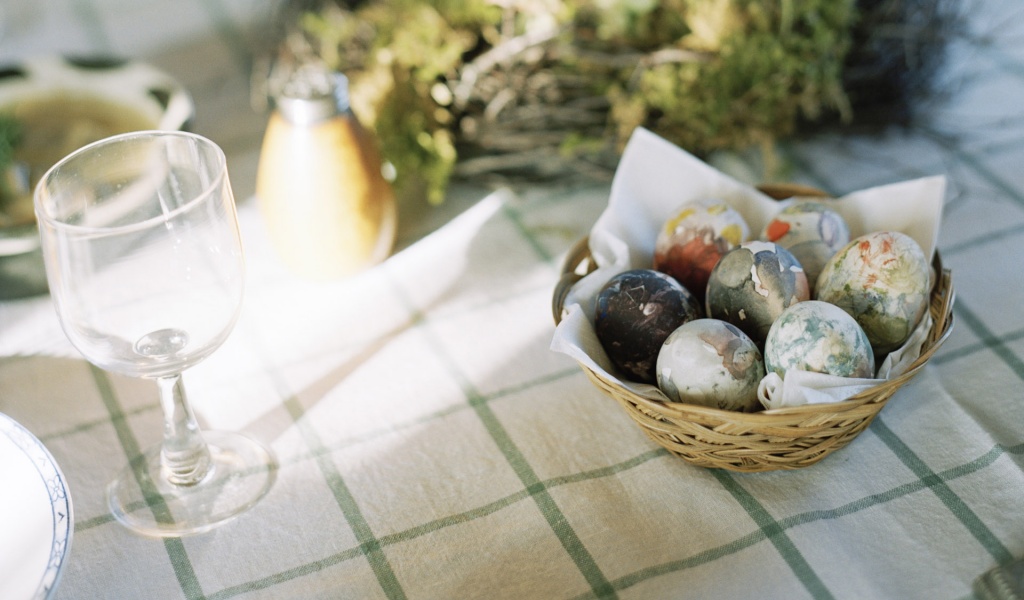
xmin=0 ymin=411 xmax=73 ymax=600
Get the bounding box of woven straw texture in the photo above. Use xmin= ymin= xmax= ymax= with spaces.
xmin=554 ymin=184 xmax=955 ymax=472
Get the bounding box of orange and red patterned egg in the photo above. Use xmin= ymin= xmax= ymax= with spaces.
xmin=653 ymin=199 xmax=749 ymax=305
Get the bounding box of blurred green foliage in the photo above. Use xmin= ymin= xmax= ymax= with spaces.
xmin=0 ymin=114 xmax=21 ymax=172
xmin=298 ymin=0 xmax=856 ymax=204
xmin=0 ymin=113 xmax=23 ymax=207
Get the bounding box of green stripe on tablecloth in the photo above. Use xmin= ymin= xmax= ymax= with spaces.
xmin=40 ymin=402 xmax=158 ymax=444
xmin=386 ymin=285 xmax=616 ymax=597
xmin=586 ymin=528 xmax=772 ymax=600
xmin=206 ymin=545 xmax=367 ymax=600
xmin=467 ymin=383 xmax=617 ymax=598
xmin=575 ymin=442 xmax=1024 ymax=599
xmin=230 ymin=310 xmax=409 ymax=600
xmin=872 ymin=417 xmax=1013 ymax=564
xmin=501 ymin=202 xmax=554 ymax=264
xmin=207 ymin=447 xmax=669 ymax=598
xmin=778 ymin=442 xmax=1024 ymax=529
xmin=285 ymin=366 xmax=583 ymax=466
xmin=779 ymin=141 xmax=925 ymax=197
xmin=89 ymin=365 xmax=206 ymax=600
xmin=953 ymin=302 xmax=1024 ymax=382
xmin=983 ymin=44 xmax=1024 ymax=78
xmin=712 ymin=470 xmax=835 ymax=600
xmin=72 ymin=512 xmax=115 ymax=531
xmin=941 ymin=223 xmax=1024 ymax=256
xmin=378 ymin=448 xmax=670 ymax=548
xmin=932 ymin=327 xmax=1024 ymax=367
xmin=928 ymin=128 xmax=1024 ymax=210
xmin=281 ymin=394 xmax=409 ymax=600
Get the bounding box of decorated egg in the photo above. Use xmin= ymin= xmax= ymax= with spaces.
xmin=656 ymin=319 xmax=765 ymax=412
xmin=705 ymin=241 xmax=810 ymax=347
xmin=815 ymin=231 xmax=931 ymax=355
xmin=760 ymin=199 xmax=850 ymax=294
xmin=653 ymin=198 xmax=749 ymax=305
xmin=764 ymin=301 xmax=875 ymax=379
xmin=595 ymin=269 xmax=702 ymax=383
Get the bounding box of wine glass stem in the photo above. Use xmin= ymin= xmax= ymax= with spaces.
xmin=157 ymin=374 xmax=212 ymax=486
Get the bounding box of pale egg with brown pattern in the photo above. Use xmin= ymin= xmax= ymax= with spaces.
xmin=815 ymin=231 xmax=931 ymax=355
xmin=656 ymin=319 xmax=765 ymax=412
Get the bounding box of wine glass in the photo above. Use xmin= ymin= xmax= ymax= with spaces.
xmin=34 ymin=130 xmax=277 ymax=537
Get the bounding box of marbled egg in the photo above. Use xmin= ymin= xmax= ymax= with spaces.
xmin=595 ymin=269 xmax=702 ymax=383
xmin=656 ymin=319 xmax=765 ymax=412
xmin=764 ymin=301 xmax=875 ymax=379
xmin=760 ymin=199 xmax=850 ymax=294
xmin=815 ymin=231 xmax=931 ymax=355
xmin=705 ymin=241 xmax=810 ymax=347
xmin=653 ymin=198 xmax=749 ymax=305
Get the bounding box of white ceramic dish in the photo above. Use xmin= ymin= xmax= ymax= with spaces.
xmin=0 ymin=411 xmax=73 ymax=600
xmin=0 ymin=54 xmax=194 ymax=299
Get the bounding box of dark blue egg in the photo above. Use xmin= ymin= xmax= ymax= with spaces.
xmin=595 ymin=269 xmax=701 ymax=383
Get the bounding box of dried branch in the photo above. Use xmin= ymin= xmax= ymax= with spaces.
xmin=452 ymin=22 xmax=565 ymax=109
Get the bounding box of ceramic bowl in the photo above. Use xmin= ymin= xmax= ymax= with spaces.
xmin=0 ymin=55 xmax=193 ymax=299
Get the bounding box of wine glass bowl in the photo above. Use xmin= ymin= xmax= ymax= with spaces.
xmin=34 ymin=130 xmax=276 ymax=537
xmin=36 ymin=133 xmax=243 ymax=378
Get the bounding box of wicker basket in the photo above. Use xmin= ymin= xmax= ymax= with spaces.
xmin=552 ymin=184 xmax=955 ymax=472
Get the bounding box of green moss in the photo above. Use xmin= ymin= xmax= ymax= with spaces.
xmin=297 ymin=0 xmax=857 ymax=202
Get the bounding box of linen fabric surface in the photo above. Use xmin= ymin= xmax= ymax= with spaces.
xmin=2 ymin=178 xmax=1022 ymax=599
xmin=1 ymin=1 xmax=1023 ymax=599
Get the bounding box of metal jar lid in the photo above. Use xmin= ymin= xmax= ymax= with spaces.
xmin=275 ymin=65 xmax=350 ymax=126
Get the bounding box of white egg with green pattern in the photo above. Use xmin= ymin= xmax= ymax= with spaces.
xmin=765 ymin=300 xmax=875 ymax=379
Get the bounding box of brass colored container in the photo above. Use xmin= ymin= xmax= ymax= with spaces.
xmin=256 ymin=69 xmax=396 ymax=279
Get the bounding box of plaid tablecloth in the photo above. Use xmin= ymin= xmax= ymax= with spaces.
xmin=1 ymin=2 xmax=1022 ymax=599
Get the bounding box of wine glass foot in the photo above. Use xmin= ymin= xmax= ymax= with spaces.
xmin=107 ymin=430 xmax=277 ymax=538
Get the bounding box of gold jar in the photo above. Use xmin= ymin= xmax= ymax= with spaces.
xmin=256 ymin=68 xmax=396 ymax=279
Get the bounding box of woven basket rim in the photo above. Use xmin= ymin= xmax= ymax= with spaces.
xmin=581 ymin=307 xmax=948 ymax=424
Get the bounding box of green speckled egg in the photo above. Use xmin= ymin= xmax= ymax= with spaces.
xmin=656 ymin=319 xmax=765 ymax=411
xmin=815 ymin=231 xmax=930 ymax=355
xmin=764 ymin=301 xmax=875 ymax=379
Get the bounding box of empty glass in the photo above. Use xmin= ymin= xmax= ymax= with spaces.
xmin=34 ymin=130 xmax=277 ymax=537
